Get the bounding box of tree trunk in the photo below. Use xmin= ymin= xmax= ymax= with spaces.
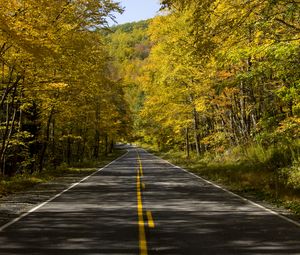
xmin=93 ymin=129 xmax=100 ymax=159
xmin=67 ymin=135 xmax=71 ymax=165
xmin=93 ymin=100 xmax=100 ymax=159
xmin=0 ymin=85 xmax=18 ymax=175
xmin=51 ymin=118 xmax=57 ymax=168
xmin=109 ymin=139 xmax=114 ymax=154
xmin=104 ymin=134 xmax=108 ymax=156
xmin=38 ymin=108 xmax=54 ymax=172
xmin=192 ymin=107 xmax=201 ymax=156
xmin=185 ymin=127 xmax=190 ymax=158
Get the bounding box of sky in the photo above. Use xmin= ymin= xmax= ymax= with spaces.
xmin=111 ymin=0 xmax=161 ymax=25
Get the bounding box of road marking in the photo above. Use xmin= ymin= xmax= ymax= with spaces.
xmin=176 ymin=167 xmax=300 ymax=228
xmin=136 ymin=154 xmax=148 ymax=255
xmin=147 ymin=211 xmax=155 ymax=228
xmin=140 ymin=166 xmax=144 ymax=177
xmin=137 ymin=154 xmax=144 ymax=177
xmin=140 ymin=148 xmax=300 ymax=228
xmin=0 ymin=151 xmax=129 ymax=232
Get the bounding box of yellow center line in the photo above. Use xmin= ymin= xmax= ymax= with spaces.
xmin=136 ymin=151 xmax=148 ymax=255
xmin=138 ymin=154 xmax=143 ymax=177
xmin=147 ymin=211 xmax=155 ymax=228
xmin=139 ymin=165 xmax=144 ymax=176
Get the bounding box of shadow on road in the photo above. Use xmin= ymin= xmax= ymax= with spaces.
xmin=0 ymin=148 xmax=299 ymax=254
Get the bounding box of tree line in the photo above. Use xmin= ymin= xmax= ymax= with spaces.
xmin=1 ymin=0 xmax=299 ymax=179
xmin=109 ymin=1 xmax=299 ymax=175
xmin=0 ymin=0 xmax=131 ymax=176
xmin=140 ymin=1 xmax=298 ymax=158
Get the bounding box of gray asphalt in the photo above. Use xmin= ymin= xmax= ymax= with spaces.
xmin=0 ymin=146 xmax=299 ymax=254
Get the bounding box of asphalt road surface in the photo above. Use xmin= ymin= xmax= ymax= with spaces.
xmin=0 ymin=146 xmax=300 ymax=254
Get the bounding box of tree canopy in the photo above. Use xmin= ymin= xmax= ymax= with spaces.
xmin=0 ymin=0 xmax=130 ymax=175
xmin=0 ymin=0 xmax=299 ymax=178
xmin=131 ymin=0 xmax=300 ymax=158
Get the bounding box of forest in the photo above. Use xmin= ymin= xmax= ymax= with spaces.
xmin=108 ymin=0 xmax=300 ymax=211
xmin=0 ymin=0 xmax=300 ymax=211
xmin=0 ymin=0 xmax=130 ymax=177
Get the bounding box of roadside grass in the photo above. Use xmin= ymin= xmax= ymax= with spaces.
xmin=153 ymin=146 xmax=300 ymax=217
xmin=0 ymin=149 xmax=126 ymax=198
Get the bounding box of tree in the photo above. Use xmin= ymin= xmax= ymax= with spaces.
xmin=132 ymin=0 xmax=299 ymax=158
xmin=0 ymin=0 xmax=128 ymax=175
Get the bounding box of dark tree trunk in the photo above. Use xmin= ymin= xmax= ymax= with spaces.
xmin=93 ymin=130 xmax=100 ymax=159
xmin=67 ymin=135 xmax=71 ymax=165
xmin=109 ymin=139 xmax=114 ymax=154
xmin=185 ymin=127 xmax=190 ymax=158
xmin=193 ymin=107 xmax=201 ymax=156
xmin=39 ymin=108 xmax=54 ymax=172
xmin=104 ymin=134 xmax=108 ymax=156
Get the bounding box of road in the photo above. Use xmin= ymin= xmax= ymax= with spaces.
xmin=0 ymin=146 xmax=300 ymax=254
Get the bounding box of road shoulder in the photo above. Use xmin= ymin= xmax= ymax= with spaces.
xmin=0 ymin=150 xmax=127 ymax=229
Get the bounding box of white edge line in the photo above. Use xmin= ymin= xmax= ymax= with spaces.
xmin=0 ymin=150 xmax=129 ymax=232
xmin=139 ymin=148 xmax=300 ymax=228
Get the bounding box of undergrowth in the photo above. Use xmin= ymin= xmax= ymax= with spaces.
xmin=154 ymin=142 xmax=300 ymax=216
xmin=0 ymin=149 xmax=125 ymax=197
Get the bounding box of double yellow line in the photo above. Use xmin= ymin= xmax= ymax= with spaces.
xmin=136 ymin=151 xmax=155 ymax=255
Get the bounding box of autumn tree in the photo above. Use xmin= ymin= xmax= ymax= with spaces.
xmin=0 ymin=0 xmax=130 ymax=175
xmin=132 ymin=0 xmax=299 ymax=161
xmin=106 ymin=20 xmax=151 ymax=142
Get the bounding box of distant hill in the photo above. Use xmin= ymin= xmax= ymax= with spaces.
xmin=107 ymin=20 xmax=151 ymax=61
xmin=110 ymin=20 xmax=150 ymax=33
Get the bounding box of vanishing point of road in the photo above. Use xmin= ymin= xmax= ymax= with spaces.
xmin=0 ymin=145 xmax=300 ymax=254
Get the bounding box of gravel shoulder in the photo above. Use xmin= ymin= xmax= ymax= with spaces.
xmin=0 ymin=148 xmax=127 ymax=228
xmin=0 ymin=170 xmax=96 ymax=228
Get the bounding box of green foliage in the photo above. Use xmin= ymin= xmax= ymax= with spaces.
xmin=279 ymin=155 xmax=300 ymax=188
xmin=110 ymin=20 xmax=149 ymax=34
xmin=0 ymin=175 xmax=45 ymax=197
xmin=157 ymin=145 xmax=300 ymax=215
xmin=105 ymin=19 xmax=151 ymax=143
xmin=245 ymin=144 xmax=295 ymax=170
xmin=107 ymin=20 xmax=150 ymax=62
